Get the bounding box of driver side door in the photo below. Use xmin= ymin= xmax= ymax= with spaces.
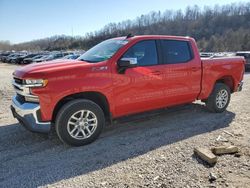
xmin=112 ymin=40 xmax=166 ymax=117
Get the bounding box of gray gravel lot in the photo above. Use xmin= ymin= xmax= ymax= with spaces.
xmin=0 ymin=63 xmax=249 ymax=188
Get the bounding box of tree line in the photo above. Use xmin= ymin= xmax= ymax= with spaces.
xmin=1 ymin=2 xmax=250 ymax=52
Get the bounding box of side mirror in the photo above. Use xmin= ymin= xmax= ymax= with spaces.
xmin=117 ymin=58 xmax=137 ymax=74
xmin=118 ymin=58 xmax=137 ymax=68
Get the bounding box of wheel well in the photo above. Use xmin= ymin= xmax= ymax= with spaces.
xmin=216 ymin=76 xmax=234 ymax=92
xmin=52 ymin=92 xmax=111 ymax=123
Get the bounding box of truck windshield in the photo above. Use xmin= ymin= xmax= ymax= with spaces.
xmin=78 ymin=39 xmax=128 ymax=63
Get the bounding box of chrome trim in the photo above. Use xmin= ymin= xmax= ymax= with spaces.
xmin=12 ymin=80 xmax=29 ymax=88
xmin=13 ymin=78 xmax=44 ymax=88
xmin=12 ymin=96 xmax=48 ymax=125
xmin=12 ymin=80 xmax=39 ymax=100
xmin=120 ymin=57 xmax=138 ymax=65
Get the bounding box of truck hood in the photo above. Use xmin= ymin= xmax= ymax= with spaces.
xmin=13 ymin=60 xmax=90 ymax=78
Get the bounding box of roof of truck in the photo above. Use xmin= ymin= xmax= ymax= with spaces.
xmin=113 ymin=35 xmax=193 ymax=41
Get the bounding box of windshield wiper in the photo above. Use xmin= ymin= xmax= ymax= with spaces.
xmin=79 ymin=59 xmax=99 ymax=63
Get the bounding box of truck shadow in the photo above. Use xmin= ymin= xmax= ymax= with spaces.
xmin=0 ymin=103 xmax=235 ymax=187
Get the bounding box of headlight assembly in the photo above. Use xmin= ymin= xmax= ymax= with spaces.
xmin=24 ymin=79 xmax=48 ymax=87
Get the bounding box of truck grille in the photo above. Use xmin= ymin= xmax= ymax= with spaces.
xmin=13 ymin=77 xmax=24 ymax=94
xmin=12 ymin=77 xmax=39 ymax=103
xmin=14 ymin=77 xmax=24 ymax=85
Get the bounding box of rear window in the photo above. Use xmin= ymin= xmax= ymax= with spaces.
xmin=161 ymin=40 xmax=193 ymax=64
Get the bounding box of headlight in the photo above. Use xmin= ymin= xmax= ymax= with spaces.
xmin=24 ymin=79 xmax=48 ymax=87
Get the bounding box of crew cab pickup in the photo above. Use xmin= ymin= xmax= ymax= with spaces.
xmin=11 ymin=35 xmax=245 ymax=146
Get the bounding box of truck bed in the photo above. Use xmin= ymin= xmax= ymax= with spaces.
xmin=199 ymin=56 xmax=245 ymax=99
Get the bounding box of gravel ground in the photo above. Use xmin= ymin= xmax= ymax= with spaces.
xmin=0 ymin=63 xmax=249 ymax=188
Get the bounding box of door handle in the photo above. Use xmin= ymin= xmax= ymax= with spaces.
xmin=191 ymin=67 xmax=199 ymax=71
xmin=150 ymin=71 xmax=162 ymax=75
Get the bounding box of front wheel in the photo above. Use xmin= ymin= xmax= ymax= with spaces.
xmin=205 ymin=83 xmax=231 ymax=113
xmin=55 ymin=99 xmax=105 ymax=146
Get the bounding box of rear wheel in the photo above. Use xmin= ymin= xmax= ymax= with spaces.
xmin=55 ymin=99 xmax=105 ymax=146
xmin=205 ymin=83 xmax=231 ymax=113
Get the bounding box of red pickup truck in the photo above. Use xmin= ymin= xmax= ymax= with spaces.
xmin=11 ymin=35 xmax=245 ymax=146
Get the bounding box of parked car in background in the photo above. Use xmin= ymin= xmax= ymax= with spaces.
xmin=0 ymin=52 xmax=12 ymax=61
xmin=0 ymin=51 xmax=83 ymax=64
xmin=2 ymin=54 xmax=15 ymax=62
xmin=236 ymin=51 xmax=250 ymax=70
xmin=6 ymin=54 xmax=23 ymax=63
xmin=9 ymin=54 xmax=27 ymax=64
xmin=23 ymin=54 xmax=45 ymax=64
xmin=48 ymin=54 xmax=81 ymax=63
xmin=33 ymin=52 xmax=70 ymax=63
xmin=12 ymin=53 xmax=40 ymax=64
xmin=10 ymin=54 xmax=25 ymax=64
xmin=32 ymin=55 xmax=50 ymax=63
xmin=200 ymin=52 xmax=214 ymax=57
xmin=62 ymin=54 xmax=80 ymax=60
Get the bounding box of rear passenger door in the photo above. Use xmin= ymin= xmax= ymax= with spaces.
xmin=159 ymin=40 xmax=201 ymax=106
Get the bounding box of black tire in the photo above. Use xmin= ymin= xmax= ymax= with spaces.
xmin=205 ymin=83 xmax=231 ymax=113
xmin=55 ymin=99 xmax=105 ymax=146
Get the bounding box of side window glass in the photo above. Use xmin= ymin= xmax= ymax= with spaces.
xmin=122 ymin=40 xmax=158 ymax=66
xmin=162 ymin=40 xmax=192 ymax=64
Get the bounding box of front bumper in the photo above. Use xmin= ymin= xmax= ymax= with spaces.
xmin=11 ymin=96 xmax=51 ymax=133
